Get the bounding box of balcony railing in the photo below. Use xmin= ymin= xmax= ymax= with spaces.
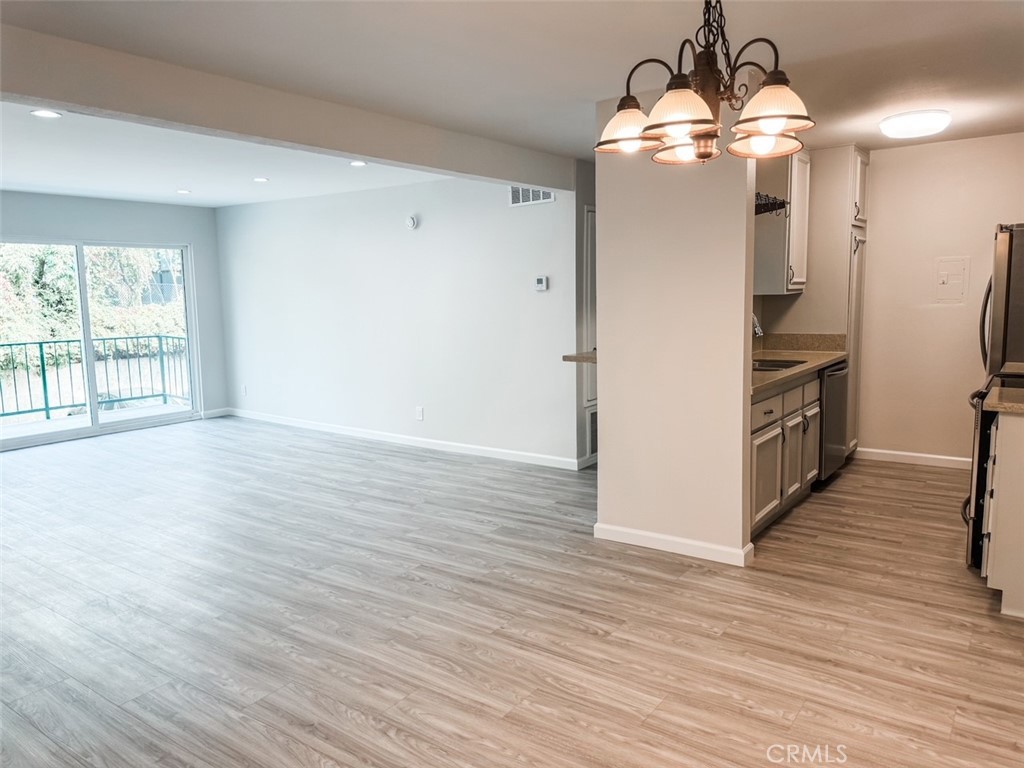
xmin=0 ymin=335 xmax=190 ymax=420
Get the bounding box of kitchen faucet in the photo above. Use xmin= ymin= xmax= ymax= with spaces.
xmin=751 ymin=313 xmax=764 ymax=337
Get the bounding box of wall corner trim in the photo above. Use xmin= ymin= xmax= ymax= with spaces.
xmin=593 ymin=523 xmax=753 ymax=567
xmin=223 ymin=409 xmax=580 ymax=470
xmin=853 ymin=447 xmax=971 ymax=470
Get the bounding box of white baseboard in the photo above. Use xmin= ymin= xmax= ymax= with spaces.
xmin=202 ymin=408 xmax=232 ymax=419
xmin=576 ymin=454 xmax=598 ymax=470
xmin=223 ymin=408 xmax=580 ymax=470
xmin=854 ymin=447 xmax=971 ymax=470
xmin=593 ymin=523 xmax=754 ymax=567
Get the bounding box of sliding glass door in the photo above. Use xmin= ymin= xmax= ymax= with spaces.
xmin=0 ymin=243 xmax=91 ymax=439
xmin=0 ymin=241 xmax=196 ymax=445
xmin=84 ymin=246 xmax=192 ymax=424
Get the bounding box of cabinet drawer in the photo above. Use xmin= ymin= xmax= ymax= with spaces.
xmin=783 ymin=386 xmax=803 ymax=416
xmin=803 ymin=379 xmax=820 ymax=405
xmin=751 ymin=395 xmax=783 ymax=432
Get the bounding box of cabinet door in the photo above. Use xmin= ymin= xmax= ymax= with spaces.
xmin=787 ymin=150 xmax=811 ymax=291
xmin=802 ymin=402 xmax=821 ymax=485
xmin=781 ymin=412 xmax=804 ymax=503
xmin=852 ymin=151 xmax=869 ymax=226
xmin=847 ymin=234 xmax=867 ymax=454
xmin=751 ymin=423 xmax=784 ymax=528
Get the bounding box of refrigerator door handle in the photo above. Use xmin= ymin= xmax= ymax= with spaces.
xmin=980 ymin=277 xmax=992 ymax=368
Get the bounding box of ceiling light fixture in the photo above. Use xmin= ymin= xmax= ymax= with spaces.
xmin=30 ymin=108 xmax=63 ymax=119
xmin=596 ymin=0 xmax=813 ymax=165
xmin=253 ymin=177 xmax=270 ymax=183
xmin=176 ymin=189 xmax=191 ymax=195
xmin=350 ymin=160 xmax=367 ymax=167
xmin=878 ymin=110 xmax=951 ymax=139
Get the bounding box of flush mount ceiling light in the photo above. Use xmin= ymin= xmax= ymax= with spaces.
xmin=350 ymin=160 xmax=367 ymax=167
xmin=30 ymin=108 xmax=63 ymax=119
xmin=879 ymin=110 xmax=952 ymax=139
xmin=176 ymin=189 xmax=191 ymax=195
xmin=253 ymin=177 xmax=270 ymax=183
xmin=596 ymin=0 xmax=813 ymax=165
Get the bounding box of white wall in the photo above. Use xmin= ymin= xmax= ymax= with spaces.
xmin=0 ymin=191 xmax=228 ymax=411
xmin=215 ymin=178 xmax=580 ymax=466
xmin=860 ymin=132 xmax=1024 ymax=461
xmin=593 ymin=95 xmax=754 ymax=565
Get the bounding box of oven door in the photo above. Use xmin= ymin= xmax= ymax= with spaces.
xmin=966 ymin=387 xmax=996 ymax=568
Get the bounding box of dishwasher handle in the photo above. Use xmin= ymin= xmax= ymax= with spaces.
xmin=824 ymin=364 xmax=849 ymax=378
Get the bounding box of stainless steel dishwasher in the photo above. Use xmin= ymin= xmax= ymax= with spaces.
xmin=819 ymin=362 xmax=849 ymax=481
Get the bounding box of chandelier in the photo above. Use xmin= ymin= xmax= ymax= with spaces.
xmin=595 ymin=0 xmax=813 ymax=165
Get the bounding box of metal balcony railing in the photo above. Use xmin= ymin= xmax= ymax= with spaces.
xmin=0 ymin=335 xmax=190 ymax=420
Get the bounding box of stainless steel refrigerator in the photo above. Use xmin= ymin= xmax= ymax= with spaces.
xmin=965 ymin=223 xmax=1024 ymax=570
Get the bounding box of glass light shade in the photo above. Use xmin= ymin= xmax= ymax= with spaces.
xmin=594 ymin=108 xmax=662 ymax=153
xmin=643 ymin=88 xmax=716 ymax=139
xmin=878 ymin=110 xmax=951 ymax=138
xmin=727 ymin=132 xmax=803 ymax=159
xmin=652 ymin=138 xmax=721 ymax=165
xmin=732 ymin=84 xmax=814 ymax=135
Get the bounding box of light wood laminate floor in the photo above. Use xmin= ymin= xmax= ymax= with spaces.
xmin=1 ymin=418 xmax=1021 ymax=767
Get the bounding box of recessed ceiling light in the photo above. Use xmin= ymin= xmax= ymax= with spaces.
xmin=253 ymin=177 xmax=270 ymax=183
xmin=350 ymin=160 xmax=367 ymax=167
xmin=879 ymin=110 xmax=951 ymax=139
xmin=176 ymin=189 xmax=191 ymax=195
xmin=30 ymin=109 xmax=63 ymax=119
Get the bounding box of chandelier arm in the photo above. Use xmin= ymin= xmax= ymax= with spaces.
xmin=675 ymin=39 xmax=699 ymax=75
xmin=725 ymin=37 xmax=780 ymax=79
xmin=624 ymin=58 xmax=675 ymax=96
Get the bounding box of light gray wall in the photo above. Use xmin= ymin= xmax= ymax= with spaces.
xmin=215 ymin=178 xmax=579 ymax=464
xmin=593 ymin=92 xmax=754 ymax=565
xmin=860 ymin=132 xmax=1024 ymax=460
xmin=0 ymin=191 xmax=228 ymax=410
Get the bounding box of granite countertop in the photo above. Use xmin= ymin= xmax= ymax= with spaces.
xmin=562 ymin=350 xmax=597 ymax=363
xmin=752 ymin=349 xmax=847 ymax=399
xmin=984 ymin=387 xmax=1024 ymax=415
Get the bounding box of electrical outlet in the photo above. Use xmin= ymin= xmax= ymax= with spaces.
xmin=415 ymin=406 xmax=424 ymax=421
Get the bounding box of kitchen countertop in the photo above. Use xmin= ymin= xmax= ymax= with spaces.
xmin=752 ymin=349 xmax=847 ymax=399
xmin=985 ymin=387 xmax=1024 ymax=415
xmin=562 ymin=350 xmax=597 ymax=363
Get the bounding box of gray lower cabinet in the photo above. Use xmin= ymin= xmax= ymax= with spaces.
xmin=751 ymin=422 xmax=784 ymax=529
xmin=751 ymin=377 xmax=822 ymax=535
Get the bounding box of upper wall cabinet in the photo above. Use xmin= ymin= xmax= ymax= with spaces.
xmin=852 ymin=149 xmax=869 ymax=227
xmin=753 ymin=150 xmax=811 ymax=296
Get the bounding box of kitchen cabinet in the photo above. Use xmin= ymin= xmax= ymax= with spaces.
xmin=982 ymin=411 xmax=1024 ymax=617
xmin=852 ymin=149 xmax=869 ymax=227
xmin=846 ymin=233 xmax=867 ymax=454
xmin=751 ymin=422 xmax=784 ymax=528
xmin=801 ymin=402 xmax=821 ymax=486
xmin=781 ymin=412 xmax=804 ymax=504
xmin=750 ymin=376 xmax=822 ymax=534
xmin=753 ymin=150 xmax=811 ymax=295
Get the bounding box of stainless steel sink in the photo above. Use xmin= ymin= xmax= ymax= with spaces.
xmin=753 ymin=359 xmax=806 ymax=371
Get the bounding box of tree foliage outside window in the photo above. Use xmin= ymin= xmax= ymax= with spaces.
xmin=0 ymin=243 xmax=187 ymax=370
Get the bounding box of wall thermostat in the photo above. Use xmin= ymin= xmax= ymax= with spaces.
xmin=535 ymin=275 xmax=549 ymax=291
xmin=405 ymin=216 xmax=418 ymax=230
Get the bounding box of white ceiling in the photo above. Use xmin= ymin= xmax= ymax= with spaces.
xmin=0 ymin=0 xmax=1022 ymax=203
xmin=0 ymin=101 xmax=449 ymax=207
